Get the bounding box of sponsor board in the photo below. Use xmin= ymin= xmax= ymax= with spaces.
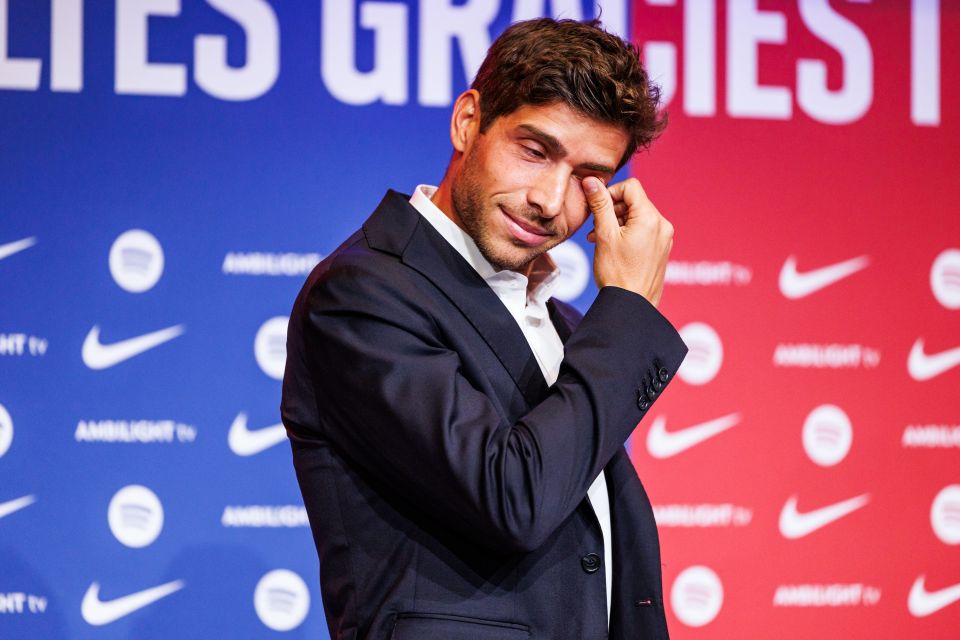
xmin=646 ymin=413 xmax=740 ymax=459
xmin=0 ymin=403 xmax=12 ymax=458
xmin=75 ymin=420 xmax=197 ymax=444
xmin=81 ymin=580 xmax=184 ymax=626
xmin=0 ymin=237 xmax=37 ymax=262
xmin=254 ymin=317 xmax=288 ymax=380
xmin=773 ymin=343 xmax=880 ymax=369
xmin=107 ymin=485 xmax=164 ymax=548
xmin=676 ymin=322 xmax=723 ymax=385
xmin=0 ymin=495 xmax=36 ymax=521
xmin=0 ymin=334 xmax=48 ymax=357
xmin=779 ymin=493 xmax=870 ymax=539
xmin=0 ymin=592 xmax=48 ymax=614
xmin=222 ymin=252 xmax=322 ymax=276
xmin=109 ymin=229 xmax=164 ymax=293
xmin=930 ymin=249 xmax=960 ymax=309
xmin=221 ymin=505 xmax=309 ymax=528
xmin=665 ymin=260 xmax=752 ymax=286
xmin=908 ymin=576 xmax=960 ymax=618
xmin=773 ymin=583 xmax=881 ymax=607
xmin=902 ymin=424 xmax=960 ymax=448
xmin=802 ymin=404 xmax=853 ymax=467
xmin=653 ymin=503 xmax=752 ymax=528
xmin=254 ymin=569 xmax=310 ymax=631
xmin=670 ymin=565 xmax=723 ymax=627
xmin=228 ymin=413 xmax=286 ymax=456
xmin=930 ymin=485 xmax=960 ymax=545
xmin=82 ymin=324 xmax=185 ymax=370
xmin=779 ymin=255 xmax=869 ymax=299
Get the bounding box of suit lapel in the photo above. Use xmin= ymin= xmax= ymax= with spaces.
xmin=364 ymin=191 xmax=549 ymax=407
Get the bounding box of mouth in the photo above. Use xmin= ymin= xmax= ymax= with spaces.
xmin=499 ymin=207 xmax=553 ymax=247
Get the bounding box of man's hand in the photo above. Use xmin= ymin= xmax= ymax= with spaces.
xmin=582 ymin=176 xmax=673 ymax=307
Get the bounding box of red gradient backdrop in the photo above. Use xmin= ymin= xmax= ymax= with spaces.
xmin=629 ymin=2 xmax=959 ymax=637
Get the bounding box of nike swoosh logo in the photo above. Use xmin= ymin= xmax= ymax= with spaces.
xmin=0 ymin=237 xmax=36 ymax=261
xmin=646 ymin=413 xmax=741 ymax=459
xmin=778 ymin=493 xmax=870 ymax=539
xmin=228 ymin=412 xmax=287 ymax=456
xmin=778 ymin=255 xmax=870 ymax=299
xmin=82 ymin=324 xmax=185 ymax=370
xmin=908 ymin=338 xmax=960 ymax=381
xmin=81 ymin=580 xmax=185 ymax=626
xmin=909 ymin=575 xmax=960 ymax=617
xmin=0 ymin=495 xmax=36 ymax=520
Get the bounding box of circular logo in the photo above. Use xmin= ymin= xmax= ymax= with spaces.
xmin=930 ymin=248 xmax=960 ymax=309
xmin=676 ymin=322 xmax=723 ymax=385
xmin=670 ymin=565 xmax=723 ymax=627
xmin=802 ymin=404 xmax=853 ymax=467
xmin=107 ymin=484 xmax=164 ymax=548
xmin=254 ymin=316 xmax=288 ymax=380
xmin=0 ymin=403 xmax=13 ymax=458
xmin=109 ymin=229 xmax=164 ymax=293
xmin=548 ymin=241 xmax=590 ymax=302
xmin=254 ymin=569 xmax=310 ymax=631
xmin=930 ymin=484 xmax=960 ymax=545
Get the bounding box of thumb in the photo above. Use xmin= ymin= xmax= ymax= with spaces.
xmin=582 ymin=177 xmax=618 ymax=239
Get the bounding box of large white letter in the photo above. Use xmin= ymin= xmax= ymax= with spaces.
xmin=0 ymin=0 xmax=41 ymax=90
xmin=511 ymin=0 xmax=582 ymax=22
xmin=911 ymin=0 xmax=940 ymax=126
xmin=419 ymin=0 xmax=498 ymax=107
xmin=194 ymin=0 xmax=279 ymax=101
xmin=511 ymin=0 xmax=627 ymax=38
xmin=115 ymin=0 xmax=186 ymax=96
xmin=684 ymin=0 xmax=716 ymax=116
xmin=797 ymin=0 xmax=872 ymax=124
xmin=321 ymin=0 xmax=407 ymax=105
xmin=727 ymin=0 xmax=790 ymax=119
xmin=51 ymin=0 xmax=83 ymax=91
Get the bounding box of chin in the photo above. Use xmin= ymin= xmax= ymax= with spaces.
xmin=480 ymin=241 xmax=549 ymax=273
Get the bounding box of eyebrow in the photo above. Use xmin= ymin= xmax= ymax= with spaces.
xmin=516 ymin=124 xmax=617 ymax=176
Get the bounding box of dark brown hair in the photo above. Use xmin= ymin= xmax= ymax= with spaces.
xmin=471 ymin=18 xmax=666 ymax=167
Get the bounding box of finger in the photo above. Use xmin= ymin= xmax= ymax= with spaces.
xmin=607 ymin=179 xmax=652 ymax=222
xmin=582 ymin=177 xmax=618 ymax=239
xmin=586 ymin=229 xmax=596 ymax=242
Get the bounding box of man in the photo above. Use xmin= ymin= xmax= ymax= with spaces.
xmin=282 ymin=18 xmax=687 ymax=640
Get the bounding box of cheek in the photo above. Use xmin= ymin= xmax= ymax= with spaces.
xmin=563 ymin=185 xmax=590 ymax=228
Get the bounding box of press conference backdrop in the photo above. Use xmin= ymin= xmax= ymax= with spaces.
xmin=1 ymin=1 xmax=957 ymax=638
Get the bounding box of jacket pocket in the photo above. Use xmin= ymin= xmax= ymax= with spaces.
xmin=390 ymin=612 xmax=530 ymax=640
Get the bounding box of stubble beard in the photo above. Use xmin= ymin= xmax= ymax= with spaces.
xmin=451 ymin=164 xmax=556 ymax=273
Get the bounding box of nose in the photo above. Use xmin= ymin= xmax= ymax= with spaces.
xmin=527 ymin=166 xmax=568 ymax=219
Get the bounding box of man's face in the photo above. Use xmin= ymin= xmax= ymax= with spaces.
xmin=450 ymin=101 xmax=629 ymax=272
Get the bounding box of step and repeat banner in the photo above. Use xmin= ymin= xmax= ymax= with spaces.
xmin=1 ymin=1 xmax=956 ymax=638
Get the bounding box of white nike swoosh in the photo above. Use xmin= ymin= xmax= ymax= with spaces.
xmin=82 ymin=324 xmax=185 ymax=370
xmin=778 ymin=255 xmax=870 ymax=299
xmin=646 ymin=413 xmax=741 ymax=459
xmin=778 ymin=493 xmax=870 ymax=539
xmin=228 ymin=412 xmax=287 ymax=456
xmin=0 ymin=495 xmax=36 ymax=520
xmin=81 ymin=580 xmax=185 ymax=626
xmin=0 ymin=237 xmax=37 ymax=261
xmin=908 ymin=575 xmax=960 ymax=617
xmin=908 ymin=339 xmax=960 ymax=381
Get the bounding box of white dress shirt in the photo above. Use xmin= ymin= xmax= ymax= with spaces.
xmin=410 ymin=185 xmax=613 ymax=624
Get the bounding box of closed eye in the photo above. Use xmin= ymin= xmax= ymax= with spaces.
xmin=522 ymin=145 xmax=546 ymax=160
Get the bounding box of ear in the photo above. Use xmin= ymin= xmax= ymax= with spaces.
xmin=450 ymin=89 xmax=481 ymax=153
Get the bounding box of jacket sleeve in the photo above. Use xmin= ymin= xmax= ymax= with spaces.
xmin=286 ymin=260 xmax=687 ymax=553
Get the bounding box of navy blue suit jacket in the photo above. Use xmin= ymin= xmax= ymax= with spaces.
xmin=281 ymin=191 xmax=687 ymax=639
